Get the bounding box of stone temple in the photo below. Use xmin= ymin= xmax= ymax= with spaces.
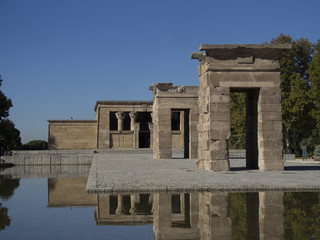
xmin=48 ymin=44 xmax=290 ymax=171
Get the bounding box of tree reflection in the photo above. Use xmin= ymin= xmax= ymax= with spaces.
xmin=0 ymin=176 xmax=20 ymax=231
xmin=284 ymin=192 xmax=320 ymax=239
xmin=0 ymin=176 xmax=20 ymax=200
xmin=0 ymin=203 xmax=10 ymax=230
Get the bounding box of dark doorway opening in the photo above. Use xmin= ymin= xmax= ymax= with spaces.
xmin=172 ymin=109 xmax=190 ymax=159
xmin=230 ymin=88 xmax=259 ymax=169
xmin=139 ymin=132 xmax=150 ymax=148
xmin=137 ymin=112 xmax=152 ymax=148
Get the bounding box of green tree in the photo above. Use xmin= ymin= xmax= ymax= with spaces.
xmin=284 ymin=192 xmax=320 ymax=239
xmin=22 ymin=140 xmax=48 ymax=150
xmin=230 ymin=92 xmax=246 ymax=149
xmin=0 ymin=119 xmax=21 ymax=150
xmin=271 ymin=34 xmax=316 ymax=154
xmin=308 ymin=40 xmax=320 ymax=129
xmin=0 ymin=75 xmax=21 ymax=150
xmin=0 ymin=75 xmax=12 ymax=120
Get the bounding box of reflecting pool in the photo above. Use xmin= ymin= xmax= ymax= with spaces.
xmin=0 ymin=176 xmax=320 ymax=239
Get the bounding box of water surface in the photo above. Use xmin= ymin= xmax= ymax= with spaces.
xmin=0 ymin=176 xmax=319 ymax=239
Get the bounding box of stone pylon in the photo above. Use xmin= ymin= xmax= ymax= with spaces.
xmin=192 ymin=44 xmax=291 ymax=171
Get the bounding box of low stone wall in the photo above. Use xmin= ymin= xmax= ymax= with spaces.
xmin=10 ymin=149 xmax=95 ymax=155
xmin=283 ymin=154 xmax=295 ymax=161
xmin=229 ymin=149 xmax=246 ymax=159
xmin=0 ymin=165 xmax=91 ymax=178
xmin=2 ymin=152 xmax=94 ymax=166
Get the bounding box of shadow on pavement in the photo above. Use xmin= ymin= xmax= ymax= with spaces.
xmin=284 ymin=165 xmax=320 ymax=171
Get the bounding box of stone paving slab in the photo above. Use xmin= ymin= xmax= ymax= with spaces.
xmin=86 ymin=153 xmax=320 ymax=193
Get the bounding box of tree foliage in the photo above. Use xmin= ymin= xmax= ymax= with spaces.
xmin=22 ymin=140 xmax=48 ymax=150
xmin=0 ymin=75 xmax=12 ymax=120
xmin=0 ymin=119 xmax=21 ymax=150
xmin=271 ymin=34 xmax=317 ymax=154
xmin=228 ymin=35 xmax=320 ymax=155
xmin=308 ymin=40 xmax=320 ymax=129
xmin=230 ymin=92 xmax=246 ymax=149
xmin=284 ymin=192 xmax=320 ymax=239
xmin=0 ymin=75 xmax=21 ymax=150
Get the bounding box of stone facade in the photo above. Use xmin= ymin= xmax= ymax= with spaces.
xmin=192 ymin=44 xmax=290 ymax=171
xmin=150 ymin=83 xmax=199 ymax=159
xmin=95 ymin=101 xmax=153 ymax=149
xmin=48 ymin=178 xmax=96 ymax=207
xmin=48 ymin=120 xmax=97 ymax=150
xmin=48 ymin=100 xmax=189 ymax=151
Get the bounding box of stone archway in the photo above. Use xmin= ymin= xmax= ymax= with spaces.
xmin=150 ymin=83 xmax=199 ymax=159
xmin=192 ymin=44 xmax=291 ymax=171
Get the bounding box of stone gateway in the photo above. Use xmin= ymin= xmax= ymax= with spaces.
xmin=192 ymin=44 xmax=291 ymax=171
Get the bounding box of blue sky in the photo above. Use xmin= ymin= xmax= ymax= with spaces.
xmin=0 ymin=0 xmax=319 ymax=143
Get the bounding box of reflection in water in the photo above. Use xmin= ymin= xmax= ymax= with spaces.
xmin=94 ymin=191 xmax=320 ymax=239
xmin=1 ymin=176 xmax=320 ymax=239
xmin=0 ymin=203 xmax=10 ymax=230
xmin=0 ymin=176 xmax=20 ymax=200
xmin=0 ymin=176 xmax=20 ymax=231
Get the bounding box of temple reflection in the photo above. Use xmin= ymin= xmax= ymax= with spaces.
xmin=46 ymin=178 xmax=292 ymax=239
xmin=95 ymin=194 xmax=153 ymax=225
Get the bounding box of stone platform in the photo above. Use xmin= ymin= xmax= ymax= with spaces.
xmin=86 ymin=152 xmax=320 ymax=193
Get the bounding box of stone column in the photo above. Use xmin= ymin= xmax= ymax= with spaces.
xmin=129 ymin=112 xmax=139 ymax=148
xmin=115 ymin=194 xmax=125 ymax=214
xmin=96 ymin=194 xmax=111 ymax=224
xmin=115 ymin=112 xmax=126 ymax=131
xmin=148 ymin=122 xmax=154 ymax=148
xmin=258 ymin=85 xmax=284 ymax=170
xmin=180 ymin=111 xmax=185 ymax=148
xmin=259 ymin=192 xmax=284 ymax=239
xmin=153 ymin=107 xmax=172 ymax=159
xmin=196 ymin=79 xmax=231 ymax=171
xmin=129 ymin=112 xmax=138 ymax=131
xmin=198 ymin=192 xmax=232 ymax=239
xmin=129 ymin=194 xmax=138 ymax=214
xmin=153 ymin=193 xmax=172 ymax=240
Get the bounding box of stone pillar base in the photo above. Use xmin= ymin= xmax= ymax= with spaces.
xmin=196 ymin=159 xmax=230 ymax=171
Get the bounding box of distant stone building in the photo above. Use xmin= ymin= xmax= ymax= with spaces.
xmin=48 ymin=92 xmax=192 ymax=152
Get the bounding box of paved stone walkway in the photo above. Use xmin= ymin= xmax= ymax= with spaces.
xmin=86 ymin=152 xmax=320 ymax=193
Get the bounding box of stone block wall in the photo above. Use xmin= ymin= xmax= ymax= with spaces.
xmin=192 ymin=44 xmax=290 ymax=171
xmin=48 ymin=120 xmax=97 ymax=150
xmin=110 ymin=131 xmax=134 ymax=149
xmin=151 ymin=83 xmax=199 ymax=159
xmin=259 ymin=192 xmax=284 ymax=239
xmin=198 ymin=192 xmax=232 ymax=240
xmin=48 ymin=178 xmax=97 ymax=207
xmin=153 ymin=105 xmax=172 ymax=158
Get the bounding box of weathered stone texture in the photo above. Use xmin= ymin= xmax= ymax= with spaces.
xmin=192 ymin=44 xmax=290 ymax=171
xmin=48 ymin=178 xmax=96 ymax=207
xmin=48 ymin=120 xmax=97 ymax=150
xmin=198 ymin=193 xmax=231 ymax=240
xmin=151 ymin=83 xmax=198 ymax=159
xmin=259 ymin=192 xmax=284 ymax=239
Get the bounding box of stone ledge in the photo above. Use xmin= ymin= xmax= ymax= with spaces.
xmin=86 ymin=153 xmax=320 ymax=194
xmin=199 ymin=44 xmax=291 ymax=51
